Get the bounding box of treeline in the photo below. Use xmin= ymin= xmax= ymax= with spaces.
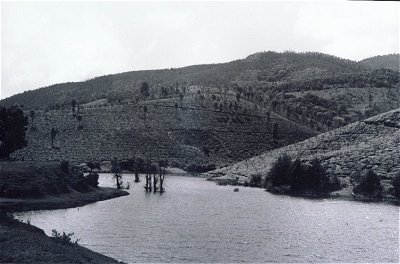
xmin=271 ymin=93 xmax=357 ymax=131
xmin=268 ymin=69 xmax=399 ymax=92
xmin=2 ymin=51 xmax=397 ymax=111
xmin=264 ymin=155 xmax=341 ymax=194
xmin=260 ymin=154 xmax=400 ymax=200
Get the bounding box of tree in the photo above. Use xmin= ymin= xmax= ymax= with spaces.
xmin=307 ymin=158 xmax=329 ymax=191
xmin=85 ymin=172 xmax=99 ymax=188
xmin=272 ymin=122 xmax=278 ymax=140
xmin=353 ymin=170 xmax=382 ymax=198
xmin=143 ymin=105 xmax=148 ymax=128
xmin=0 ymin=105 xmax=28 ymax=159
xmin=391 ymin=172 xmax=400 ymax=199
xmin=268 ymin=154 xmax=292 ymax=187
xmin=77 ymin=115 xmax=83 ymax=130
xmin=50 ymin=128 xmax=58 ymax=148
xmin=29 ymin=110 xmax=35 ymax=128
xmin=140 ymin=82 xmax=150 ymax=97
xmin=71 ymin=100 xmax=77 ymax=114
xmin=111 ymin=157 xmax=123 ymax=189
xmin=288 ymin=158 xmax=306 ymax=191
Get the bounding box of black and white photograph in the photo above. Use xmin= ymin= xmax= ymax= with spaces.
xmin=0 ymin=0 xmax=399 ymax=263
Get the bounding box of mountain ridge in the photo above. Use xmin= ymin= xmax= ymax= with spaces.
xmin=2 ymin=51 xmax=396 ymax=109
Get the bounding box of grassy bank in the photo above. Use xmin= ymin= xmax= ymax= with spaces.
xmin=0 ymin=161 xmax=128 ymax=263
xmin=0 ymin=214 xmax=123 ymax=263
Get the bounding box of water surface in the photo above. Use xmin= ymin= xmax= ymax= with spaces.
xmin=15 ymin=174 xmax=399 ymax=263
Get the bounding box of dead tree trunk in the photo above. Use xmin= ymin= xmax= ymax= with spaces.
xmin=153 ymin=174 xmax=158 ymax=193
xmin=160 ymin=168 xmax=165 ymax=194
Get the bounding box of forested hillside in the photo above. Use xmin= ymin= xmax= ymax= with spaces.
xmin=359 ymin=54 xmax=400 ymax=71
xmin=208 ymin=108 xmax=400 ymax=199
xmin=2 ymin=51 xmax=399 ymax=168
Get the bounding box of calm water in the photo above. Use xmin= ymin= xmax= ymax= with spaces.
xmin=15 ymin=174 xmax=399 ymax=263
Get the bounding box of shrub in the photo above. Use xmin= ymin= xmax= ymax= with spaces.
xmin=51 ymin=229 xmax=80 ymax=245
xmin=60 ymin=161 xmax=69 ymax=173
xmin=249 ymin=173 xmax=263 ymax=187
xmin=86 ymin=162 xmax=96 ymax=171
xmin=353 ymin=170 xmax=382 ymax=198
xmin=85 ymin=172 xmax=99 ymax=188
xmin=391 ymin=172 xmax=400 ymax=199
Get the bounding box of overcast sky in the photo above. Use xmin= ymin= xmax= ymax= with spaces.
xmin=1 ymin=1 xmax=399 ymax=99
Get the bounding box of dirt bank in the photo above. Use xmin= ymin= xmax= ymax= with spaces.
xmin=0 ymin=161 xmax=129 ymax=263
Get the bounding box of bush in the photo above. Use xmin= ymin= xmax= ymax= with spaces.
xmin=391 ymin=172 xmax=400 ymax=199
xmin=60 ymin=161 xmax=69 ymax=173
xmin=51 ymin=229 xmax=80 ymax=245
xmin=85 ymin=172 xmax=99 ymax=188
xmin=353 ymin=170 xmax=382 ymax=198
xmin=249 ymin=173 xmax=263 ymax=187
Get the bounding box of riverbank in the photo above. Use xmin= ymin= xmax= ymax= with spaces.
xmin=0 ymin=188 xmax=129 ymax=263
xmin=0 ymin=160 xmax=129 ymax=263
xmin=267 ymin=185 xmax=400 ymax=205
xmin=207 ymin=175 xmax=399 ymax=205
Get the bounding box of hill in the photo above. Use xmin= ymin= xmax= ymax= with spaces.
xmin=9 ymin=95 xmax=316 ymax=168
xmin=0 ymin=51 xmax=388 ymax=110
xmin=359 ymin=54 xmax=400 ymax=71
xmin=208 ymin=108 xmax=400 ymax=199
xmin=2 ymin=51 xmax=399 ymax=169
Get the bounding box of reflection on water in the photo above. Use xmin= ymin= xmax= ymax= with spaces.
xmin=15 ymin=174 xmax=399 ymax=263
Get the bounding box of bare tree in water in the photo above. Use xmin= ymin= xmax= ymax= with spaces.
xmin=111 ymin=157 xmax=123 ymax=189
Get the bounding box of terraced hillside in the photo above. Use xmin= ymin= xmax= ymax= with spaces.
xmin=11 ymin=95 xmax=316 ymax=168
xmin=208 ymin=109 xmax=400 ymax=197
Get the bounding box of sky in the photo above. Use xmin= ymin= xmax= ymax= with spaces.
xmin=1 ymin=1 xmax=399 ymax=100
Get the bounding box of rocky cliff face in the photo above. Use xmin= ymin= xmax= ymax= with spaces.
xmin=209 ymin=109 xmax=400 ymax=196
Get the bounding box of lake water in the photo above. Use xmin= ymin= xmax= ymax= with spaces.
xmin=15 ymin=174 xmax=399 ymax=263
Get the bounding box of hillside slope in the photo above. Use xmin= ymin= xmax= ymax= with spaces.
xmin=10 ymin=95 xmax=316 ymax=168
xmin=208 ymin=108 xmax=400 ymax=197
xmin=359 ymin=54 xmax=400 ymax=71
xmin=0 ymin=51 xmax=371 ymax=109
xmin=3 ymin=51 xmax=399 ymax=170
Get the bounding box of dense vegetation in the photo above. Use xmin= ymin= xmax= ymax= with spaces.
xmin=352 ymin=170 xmax=383 ymax=199
xmin=0 ymin=161 xmax=94 ymax=198
xmin=1 ymin=51 xmax=399 ymax=170
xmin=1 ymin=51 xmax=398 ymax=111
xmin=359 ymin=54 xmax=400 ymax=71
xmin=0 ymin=105 xmax=28 ymax=159
xmin=265 ymin=154 xmax=340 ymax=194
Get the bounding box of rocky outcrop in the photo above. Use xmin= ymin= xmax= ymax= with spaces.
xmin=208 ymin=109 xmax=400 ymax=197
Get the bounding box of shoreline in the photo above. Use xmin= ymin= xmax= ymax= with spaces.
xmin=0 ymin=187 xmax=129 ymax=263
xmin=267 ymin=188 xmax=400 ymax=206
xmin=207 ymin=175 xmax=399 ymax=206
